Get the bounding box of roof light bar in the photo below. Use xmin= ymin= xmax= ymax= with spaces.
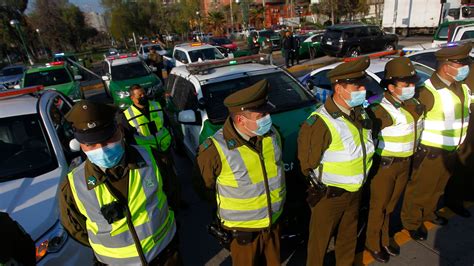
xmin=186 ymin=54 xmax=269 ymax=75
xmin=107 ymin=53 xmax=138 ymax=61
xmin=0 ymin=85 xmax=44 ymax=98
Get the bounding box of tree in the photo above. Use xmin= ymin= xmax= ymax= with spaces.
xmin=0 ymin=0 xmax=30 ymax=62
xmin=248 ymin=5 xmax=264 ymax=28
xmin=311 ymin=0 xmax=369 ymax=25
xmin=207 ymin=11 xmax=225 ymax=35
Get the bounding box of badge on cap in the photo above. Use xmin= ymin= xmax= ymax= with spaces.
xmin=87 ymin=122 xmax=97 ymax=129
xmin=87 ymin=176 xmax=97 ymax=186
xmin=82 ymin=104 xmax=88 ymax=110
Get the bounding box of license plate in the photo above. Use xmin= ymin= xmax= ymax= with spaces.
xmin=326 ymin=41 xmax=332 ymax=45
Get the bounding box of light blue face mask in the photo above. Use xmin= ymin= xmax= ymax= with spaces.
xmin=84 ymin=141 xmax=125 ymax=168
xmin=245 ymin=114 xmax=272 ymax=136
xmin=449 ymin=65 xmax=470 ymax=81
xmin=344 ymin=89 xmax=366 ymax=107
xmin=398 ymin=86 xmax=415 ymax=101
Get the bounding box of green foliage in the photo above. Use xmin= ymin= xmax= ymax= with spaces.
xmin=310 ymin=0 xmax=369 ymax=23
xmin=0 ymin=1 xmax=29 ymax=59
xmin=207 ymin=11 xmax=225 ymax=35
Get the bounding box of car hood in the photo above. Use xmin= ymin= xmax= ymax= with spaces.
xmin=112 ymin=75 xmax=158 ymax=90
xmin=0 ymin=168 xmax=63 ymax=241
xmin=46 ymin=82 xmax=76 ymax=95
xmin=402 ymin=42 xmax=434 ymax=52
xmin=0 ymin=74 xmax=22 ymax=84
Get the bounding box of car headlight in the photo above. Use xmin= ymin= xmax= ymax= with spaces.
xmin=35 ymin=221 xmax=68 ymax=262
xmin=116 ymin=90 xmax=130 ymax=99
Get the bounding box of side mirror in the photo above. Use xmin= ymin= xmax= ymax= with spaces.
xmin=74 ymin=75 xmax=82 ymax=80
xmin=182 ymin=59 xmax=189 ymax=64
xmin=177 ymin=110 xmax=201 ymax=125
xmin=198 ymin=98 xmax=206 ymax=110
xmin=102 ymin=75 xmax=110 ymax=81
xmin=14 ymin=84 xmax=20 ymax=89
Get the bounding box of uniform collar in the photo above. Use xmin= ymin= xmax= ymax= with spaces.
xmin=431 ymin=73 xmax=456 ymax=89
xmin=84 ymin=145 xmax=147 ymax=190
xmin=222 ymin=117 xmax=265 ymax=150
xmin=325 ymin=96 xmax=345 ymax=118
xmin=384 ymin=91 xmax=402 ymax=108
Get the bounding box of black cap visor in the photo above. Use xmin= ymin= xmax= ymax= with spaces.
xmin=74 ymin=123 xmax=118 ymax=145
xmin=448 ymin=57 xmax=472 ymax=65
xmin=338 ymin=76 xmax=371 ymax=86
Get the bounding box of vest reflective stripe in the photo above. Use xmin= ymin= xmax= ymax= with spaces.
xmin=68 ymin=146 xmax=176 ymax=264
xmin=420 ymin=79 xmax=470 ymax=150
xmin=311 ymin=106 xmax=374 ymax=192
xmin=211 ymin=128 xmax=286 ymax=229
xmin=124 ymin=101 xmax=171 ymax=151
xmin=376 ymin=97 xmax=420 ymax=157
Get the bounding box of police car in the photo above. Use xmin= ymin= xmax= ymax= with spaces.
xmin=0 ymin=87 xmax=93 ymax=264
xmin=101 ymin=53 xmax=163 ymax=109
xmin=166 ymin=55 xmax=317 ymax=234
xmin=163 ymin=42 xmax=229 ymax=68
xmin=299 ymin=57 xmax=435 ymax=104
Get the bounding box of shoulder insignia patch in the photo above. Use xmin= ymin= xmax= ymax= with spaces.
xmin=305 ymin=115 xmax=318 ymax=126
xmin=200 ymin=139 xmax=212 ymax=151
xmin=227 ymin=139 xmax=237 ymax=149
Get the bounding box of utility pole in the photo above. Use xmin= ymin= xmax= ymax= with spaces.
xmin=230 ymin=0 xmax=234 ymax=32
xmin=10 ymin=19 xmax=33 ymax=65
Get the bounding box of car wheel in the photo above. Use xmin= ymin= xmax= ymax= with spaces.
xmin=385 ymin=43 xmax=396 ymax=51
xmin=347 ymin=47 xmax=360 ymax=57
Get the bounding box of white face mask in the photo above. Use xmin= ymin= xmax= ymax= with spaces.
xmin=397 ymin=86 xmax=415 ymax=101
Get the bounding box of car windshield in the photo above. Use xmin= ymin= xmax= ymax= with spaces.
xmin=462 ymin=6 xmax=474 ymax=18
xmin=212 ymin=38 xmax=232 ymax=45
xmin=437 ymin=25 xmax=449 ymax=39
xmin=143 ymin=45 xmax=163 ymax=53
xmin=325 ymin=29 xmax=342 ymax=39
xmin=24 ymin=69 xmax=71 ymax=87
xmin=188 ymin=48 xmax=224 ymax=62
xmin=259 ymin=31 xmax=278 ymax=39
xmin=0 ymin=114 xmax=56 ymax=181
xmin=1 ymin=67 xmax=23 ymax=76
xmin=111 ymin=62 xmax=150 ymax=80
xmin=202 ymin=71 xmax=315 ymax=123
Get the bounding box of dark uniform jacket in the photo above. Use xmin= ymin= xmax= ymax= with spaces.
xmin=367 ymin=91 xmax=424 ymax=139
xmin=297 ymin=96 xmax=369 ymax=177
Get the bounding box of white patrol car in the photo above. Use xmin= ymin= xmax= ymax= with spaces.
xmin=0 ymin=87 xmax=93 ymax=264
xmin=299 ymin=57 xmax=435 ymax=104
xmin=138 ymin=43 xmax=167 ymax=60
xmin=405 ymin=42 xmax=474 ymax=70
xmin=163 ymin=42 xmax=229 ymax=68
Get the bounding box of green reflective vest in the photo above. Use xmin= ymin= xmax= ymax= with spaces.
xmin=210 ymin=127 xmax=286 ymax=229
xmin=420 ymin=79 xmax=470 ymax=151
xmin=376 ymin=97 xmax=423 ymax=157
xmin=310 ymin=106 xmax=374 ymax=192
xmin=68 ymin=146 xmax=176 ymax=264
xmin=124 ymin=101 xmax=171 ymax=152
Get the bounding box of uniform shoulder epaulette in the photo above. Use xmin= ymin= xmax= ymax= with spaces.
xmin=305 ymin=114 xmax=319 ymax=126
xmin=199 ymin=138 xmax=213 ymax=151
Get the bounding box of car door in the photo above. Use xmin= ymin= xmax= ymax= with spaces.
xmin=171 ymin=76 xmax=200 ymax=153
xmin=357 ymin=27 xmax=373 ymax=53
xmin=369 ymin=27 xmax=386 ymax=51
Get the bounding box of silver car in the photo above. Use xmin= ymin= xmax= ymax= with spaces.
xmin=0 ymin=88 xmax=93 ymax=265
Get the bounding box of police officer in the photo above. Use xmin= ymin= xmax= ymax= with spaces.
xmin=260 ymin=37 xmax=273 ymax=64
xmin=58 ymin=100 xmax=179 ymax=265
xmin=123 ymin=84 xmax=172 ymax=153
xmin=365 ymin=57 xmax=424 ymax=262
xmin=298 ymin=57 xmax=374 ymax=266
xmin=444 ymin=61 xmax=474 ymax=218
xmin=148 ymin=46 xmax=164 ymax=83
xmin=401 ymin=44 xmax=471 ymax=240
xmin=196 ymin=80 xmax=285 ymax=265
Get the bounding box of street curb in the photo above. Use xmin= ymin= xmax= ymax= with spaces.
xmin=355 ymin=201 xmax=474 ymax=265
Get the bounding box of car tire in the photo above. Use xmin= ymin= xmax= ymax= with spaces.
xmin=385 ymin=43 xmax=396 ymax=51
xmin=347 ymin=47 xmax=361 ymax=58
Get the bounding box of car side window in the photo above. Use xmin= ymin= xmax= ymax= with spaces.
xmin=101 ymin=62 xmax=109 ymax=75
xmin=48 ymin=95 xmax=75 ymax=163
xmin=308 ymin=70 xmax=333 ymax=103
xmin=358 ymin=27 xmax=369 ymax=37
xmin=311 ymin=35 xmax=322 ymax=42
xmin=172 ymin=76 xmax=198 ymax=110
xmin=460 ymin=30 xmax=474 ymax=40
xmin=369 ymin=27 xmax=382 ymax=36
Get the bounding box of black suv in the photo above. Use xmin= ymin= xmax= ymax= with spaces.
xmin=321 ymin=24 xmax=398 ymax=57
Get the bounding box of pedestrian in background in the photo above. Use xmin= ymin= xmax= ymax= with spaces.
xmin=250 ymin=34 xmax=260 ymax=55
xmin=401 ymin=44 xmax=471 ymax=241
xmin=365 ymin=57 xmax=424 ymax=263
xmin=282 ymin=31 xmax=293 ymax=68
xmin=148 ymin=46 xmax=164 ymax=84
xmin=292 ymin=34 xmax=300 ymax=65
xmin=298 ymin=57 xmax=374 ymax=266
xmin=197 ymin=80 xmax=285 ymax=265
xmin=260 ymin=36 xmax=273 ymax=64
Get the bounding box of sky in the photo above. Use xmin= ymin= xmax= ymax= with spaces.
xmin=26 ymin=0 xmax=104 ymax=13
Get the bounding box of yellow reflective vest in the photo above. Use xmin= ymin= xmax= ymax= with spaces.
xmin=210 ymin=127 xmax=286 ymax=229
xmin=68 ymin=146 xmax=176 ymax=265
xmin=376 ymin=97 xmax=423 ymax=157
xmin=310 ymin=105 xmax=374 ymax=192
xmin=420 ymin=79 xmax=470 ymax=151
xmin=124 ymin=101 xmax=171 ymax=152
